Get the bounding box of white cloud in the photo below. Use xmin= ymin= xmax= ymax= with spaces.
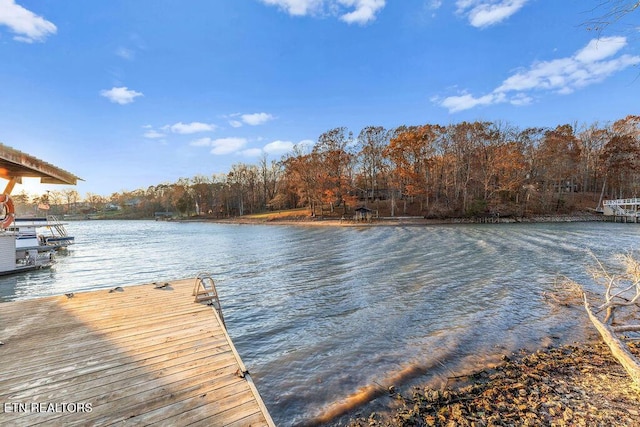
xmin=192 ymin=137 xmax=298 ymax=158
xmin=211 ymin=137 xmax=248 ymax=154
xmin=495 ymin=37 xmax=639 ymax=94
xmin=190 ymin=137 xmax=248 ymax=155
xmin=100 ymin=86 xmax=143 ymax=105
xmin=264 ymin=140 xmax=295 ymax=154
xmin=167 ymin=121 xmax=216 ymax=134
xmin=439 ymin=92 xmax=505 ymax=113
xmin=456 ymin=0 xmax=528 ymax=28
xmin=225 ymin=112 xmax=275 ymax=127
xmin=241 ymin=112 xmax=275 ymax=126
xmin=0 ymin=0 xmax=56 ymax=43
xmin=437 ymin=36 xmax=640 ymax=113
xmin=338 ymin=0 xmax=386 ymax=24
xmin=575 ymin=36 xmax=626 ymax=63
xmin=259 ymin=0 xmax=385 ymax=24
xmin=260 ymin=0 xmax=323 ymax=15
xmin=509 ymin=93 xmax=533 ymax=106
xmin=144 ymin=130 xmax=165 ymax=139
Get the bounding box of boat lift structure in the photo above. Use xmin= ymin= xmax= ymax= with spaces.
xmin=603 ymin=198 xmax=640 ymax=222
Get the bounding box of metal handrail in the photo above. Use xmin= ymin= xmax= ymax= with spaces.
xmin=603 ymin=198 xmax=640 ymax=206
xmin=47 ymin=214 xmax=69 ymax=237
xmin=193 ymin=272 xmax=225 ymax=328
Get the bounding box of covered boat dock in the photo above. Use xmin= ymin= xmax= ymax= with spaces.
xmin=0 ymin=143 xmax=81 ymax=195
xmin=0 ymin=143 xmax=82 ymax=274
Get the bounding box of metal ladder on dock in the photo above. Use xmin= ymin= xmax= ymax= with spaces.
xmin=192 ymin=273 xmax=225 ymax=328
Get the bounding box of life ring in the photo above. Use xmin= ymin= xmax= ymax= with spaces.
xmin=0 ymin=194 xmax=15 ymax=229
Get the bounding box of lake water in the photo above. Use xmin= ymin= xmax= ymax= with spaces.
xmin=1 ymin=220 xmax=638 ymax=425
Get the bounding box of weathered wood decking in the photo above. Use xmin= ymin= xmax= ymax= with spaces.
xmin=0 ymin=278 xmax=275 ymax=426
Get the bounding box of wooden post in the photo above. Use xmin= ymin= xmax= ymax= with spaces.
xmin=2 ymin=177 xmax=20 ymax=195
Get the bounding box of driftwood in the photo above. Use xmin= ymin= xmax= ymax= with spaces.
xmin=580 ymin=253 xmax=640 ymax=387
xmin=583 ymin=293 xmax=640 ymax=386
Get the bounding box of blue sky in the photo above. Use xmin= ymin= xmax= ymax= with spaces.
xmin=1 ymin=0 xmax=639 ymax=197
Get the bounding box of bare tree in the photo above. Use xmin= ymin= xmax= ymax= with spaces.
xmin=356 ymin=126 xmax=389 ymax=200
xmin=85 ymin=192 xmax=106 ymax=212
xmin=61 ymin=189 xmax=80 ymax=214
xmin=259 ymin=154 xmax=281 ymax=209
xmin=585 ymin=1 xmax=640 ymax=33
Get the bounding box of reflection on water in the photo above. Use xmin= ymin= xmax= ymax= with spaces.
xmin=1 ymin=220 xmax=639 ymax=425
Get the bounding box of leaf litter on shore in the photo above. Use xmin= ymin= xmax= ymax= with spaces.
xmin=348 ymin=341 xmax=640 ymax=426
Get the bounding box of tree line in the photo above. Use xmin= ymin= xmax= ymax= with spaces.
xmin=20 ymin=115 xmax=640 ymax=219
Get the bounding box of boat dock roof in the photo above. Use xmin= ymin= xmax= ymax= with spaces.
xmin=0 ymin=278 xmax=275 ymax=426
xmin=0 ymin=143 xmax=81 ymax=186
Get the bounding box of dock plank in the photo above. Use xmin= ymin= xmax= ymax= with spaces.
xmin=0 ymin=278 xmax=275 ymax=426
xmin=1 ymin=337 xmax=234 ymax=402
xmin=0 ymin=329 xmax=228 ymax=382
xmin=0 ymin=319 xmax=226 ymax=369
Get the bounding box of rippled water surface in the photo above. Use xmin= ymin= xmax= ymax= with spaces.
xmin=1 ymin=220 xmax=639 ymax=425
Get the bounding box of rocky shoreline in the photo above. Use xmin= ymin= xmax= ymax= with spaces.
xmin=347 ymin=340 xmax=640 ymax=426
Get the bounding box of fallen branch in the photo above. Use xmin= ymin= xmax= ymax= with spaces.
xmin=583 ymin=293 xmax=640 ymax=387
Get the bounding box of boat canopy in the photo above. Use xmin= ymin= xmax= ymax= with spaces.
xmin=0 ymin=143 xmax=82 ymax=193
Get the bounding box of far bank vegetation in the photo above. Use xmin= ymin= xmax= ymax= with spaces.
xmin=16 ymin=115 xmax=640 ymax=220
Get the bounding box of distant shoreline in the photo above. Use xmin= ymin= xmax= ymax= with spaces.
xmin=202 ymin=212 xmax=609 ymax=227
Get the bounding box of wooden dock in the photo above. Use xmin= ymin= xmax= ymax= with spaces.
xmin=0 ymin=278 xmax=275 ymax=426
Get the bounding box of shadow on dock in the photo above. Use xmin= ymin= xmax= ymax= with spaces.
xmin=0 ymin=278 xmax=274 ymax=426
